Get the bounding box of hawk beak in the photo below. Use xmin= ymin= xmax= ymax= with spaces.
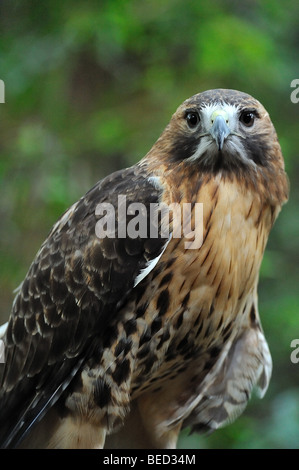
xmin=210 ymin=111 xmax=230 ymax=151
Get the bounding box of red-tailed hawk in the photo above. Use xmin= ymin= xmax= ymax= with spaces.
xmin=0 ymin=89 xmax=288 ymax=448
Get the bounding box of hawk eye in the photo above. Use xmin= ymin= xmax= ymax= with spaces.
xmin=240 ymin=111 xmax=255 ymax=127
xmin=186 ymin=112 xmax=200 ymax=128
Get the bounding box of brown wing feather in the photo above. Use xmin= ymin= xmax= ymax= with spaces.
xmin=0 ymin=165 xmax=167 ymax=448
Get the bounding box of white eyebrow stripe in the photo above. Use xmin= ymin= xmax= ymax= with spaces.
xmin=200 ymin=103 xmax=241 ymax=131
xmin=200 ymin=102 xmax=240 ymax=112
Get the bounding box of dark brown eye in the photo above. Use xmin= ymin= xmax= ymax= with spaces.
xmin=240 ymin=111 xmax=255 ymax=127
xmin=186 ymin=112 xmax=200 ymax=128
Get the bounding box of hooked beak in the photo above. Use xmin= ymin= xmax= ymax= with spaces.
xmin=209 ymin=111 xmax=231 ymax=151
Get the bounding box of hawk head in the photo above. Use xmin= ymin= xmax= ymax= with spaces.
xmin=151 ymin=89 xmax=283 ymax=170
xmin=147 ymin=88 xmax=288 ymax=206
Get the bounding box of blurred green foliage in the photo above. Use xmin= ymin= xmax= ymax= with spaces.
xmin=0 ymin=0 xmax=298 ymax=448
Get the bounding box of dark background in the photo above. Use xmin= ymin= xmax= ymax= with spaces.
xmin=0 ymin=0 xmax=298 ymax=448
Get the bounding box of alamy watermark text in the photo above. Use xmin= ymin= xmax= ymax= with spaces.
xmin=290 ymin=339 xmax=299 ymax=363
xmin=290 ymin=79 xmax=299 ymax=103
xmin=95 ymin=196 xmax=203 ymax=249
